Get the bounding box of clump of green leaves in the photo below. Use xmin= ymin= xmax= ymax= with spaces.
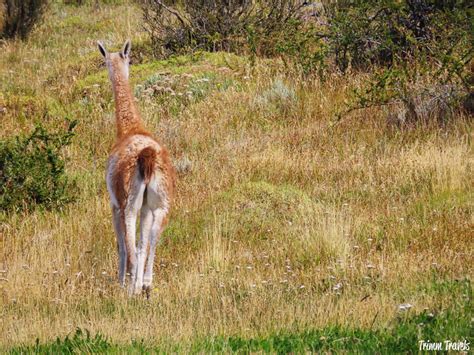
xmin=0 ymin=120 xmax=77 ymax=212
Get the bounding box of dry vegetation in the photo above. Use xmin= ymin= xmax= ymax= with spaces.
xmin=0 ymin=1 xmax=472 ymax=351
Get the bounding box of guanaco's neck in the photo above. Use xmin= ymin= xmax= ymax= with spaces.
xmin=111 ymin=73 xmax=143 ymax=138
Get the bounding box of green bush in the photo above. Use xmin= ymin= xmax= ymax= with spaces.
xmin=0 ymin=120 xmax=77 ymax=212
xmin=323 ymin=1 xmax=473 ymax=73
xmin=323 ymin=1 xmax=473 ymax=124
xmin=0 ymin=0 xmax=48 ymax=39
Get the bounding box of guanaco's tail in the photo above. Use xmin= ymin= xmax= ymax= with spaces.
xmin=137 ymin=147 xmax=157 ymax=184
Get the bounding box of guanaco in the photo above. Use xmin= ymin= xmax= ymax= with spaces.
xmin=98 ymin=40 xmax=175 ymax=296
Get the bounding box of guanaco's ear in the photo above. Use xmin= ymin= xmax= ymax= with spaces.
xmin=97 ymin=41 xmax=108 ymax=58
xmin=121 ymin=39 xmax=131 ymax=58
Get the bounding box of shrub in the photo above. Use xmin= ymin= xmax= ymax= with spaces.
xmin=138 ymin=0 xmax=303 ymax=56
xmin=0 ymin=120 xmax=77 ymax=212
xmin=274 ymin=18 xmax=328 ymax=77
xmin=0 ymin=0 xmax=47 ymax=39
xmin=323 ymin=1 xmax=472 ymax=73
xmin=325 ymin=1 xmax=473 ymax=124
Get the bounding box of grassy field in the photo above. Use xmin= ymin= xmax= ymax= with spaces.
xmin=0 ymin=1 xmax=472 ymax=352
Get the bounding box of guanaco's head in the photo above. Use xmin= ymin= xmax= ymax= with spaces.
xmin=97 ymin=40 xmax=131 ymax=82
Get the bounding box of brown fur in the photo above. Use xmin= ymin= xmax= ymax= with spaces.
xmin=138 ymin=147 xmax=157 ymax=184
xmin=109 ymin=136 xmax=175 ymax=209
xmin=106 ymin=53 xmax=175 ymax=206
xmin=110 ymin=65 xmax=145 ymax=139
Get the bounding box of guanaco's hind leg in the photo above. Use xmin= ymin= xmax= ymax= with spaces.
xmin=124 ymin=173 xmax=146 ymax=295
xmin=112 ymin=206 xmax=126 ymax=287
xmin=133 ymin=205 xmax=153 ymax=294
xmin=143 ymin=208 xmax=167 ymax=293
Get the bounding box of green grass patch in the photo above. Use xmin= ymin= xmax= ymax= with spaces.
xmin=8 ymin=279 xmax=471 ymax=353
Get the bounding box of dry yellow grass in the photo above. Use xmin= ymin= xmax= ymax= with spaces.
xmin=0 ymin=1 xmax=472 ymax=349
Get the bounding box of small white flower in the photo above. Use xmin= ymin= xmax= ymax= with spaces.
xmin=398 ymin=303 xmax=413 ymax=311
xmin=333 ymin=283 xmax=342 ymax=291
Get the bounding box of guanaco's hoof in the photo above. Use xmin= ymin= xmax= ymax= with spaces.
xmin=143 ymin=285 xmax=151 ymax=300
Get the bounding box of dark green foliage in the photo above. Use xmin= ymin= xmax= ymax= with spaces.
xmin=0 ymin=120 xmax=77 ymax=212
xmin=0 ymin=0 xmax=48 ymax=39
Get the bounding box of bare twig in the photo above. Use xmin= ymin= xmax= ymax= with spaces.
xmin=153 ymin=0 xmax=188 ymax=27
